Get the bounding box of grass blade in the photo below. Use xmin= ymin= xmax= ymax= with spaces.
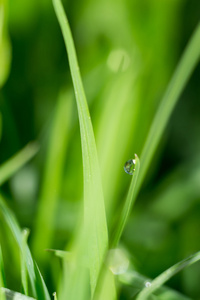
xmin=21 ymin=229 xmax=30 ymax=296
xmin=32 ymin=90 xmax=72 ymax=261
xmin=0 ymin=245 xmax=6 ymax=300
xmin=111 ymin=154 xmax=140 ymax=247
xmin=0 ymin=142 xmax=39 ymax=186
xmin=0 ymin=288 xmax=36 ymax=300
xmin=53 ymin=0 xmax=108 ymax=295
xmin=0 ymin=196 xmax=50 ymax=300
xmin=0 ymin=0 xmax=12 ymax=88
xmin=136 ymin=251 xmax=200 ymax=300
xmin=137 ymin=22 xmax=200 ymax=191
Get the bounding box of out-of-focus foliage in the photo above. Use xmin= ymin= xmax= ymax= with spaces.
xmin=0 ymin=0 xmax=11 ymax=88
xmin=0 ymin=0 xmax=200 ymax=299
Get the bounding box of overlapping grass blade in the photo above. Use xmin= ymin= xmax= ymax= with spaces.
xmin=53 ymin=0 xmax=108 ymax=295
xmin=21 ymin=229 xmax=30 ymax=296
xmin=32 ymin=90 xmax=72 ymax=260
xmin=0 ymin=142 xmax=39 ymax=186
xmin=0 ymin=196 xmax=50 ymax=300
xmin=0 ymin=245 xmax=6 ymax=300
xmin=0 ymin=288 xmax=36 ymax=300
xmin=111 ymin=155 xmax=140 ymax=247
xmin=136 ymin=251 xmax=200 ymax=300
xmin=137 ymin=22 xmax=200 ymax=191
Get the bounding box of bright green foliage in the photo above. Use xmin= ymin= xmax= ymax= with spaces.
xmin=0 ymin=197 xmax=50 ymax=300
xmin=0 ymin=0 xmax=200 ymax=299
xmin=53 ymin=0 xmax=109 ymax=296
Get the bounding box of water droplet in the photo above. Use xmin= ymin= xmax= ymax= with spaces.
xmin=145 ymin=281 xmax=152 ymax=288
xmin=124 ymin=158 xmax=136 ymax=175
xmin=107 ymin=248 xmax=129 ymax=275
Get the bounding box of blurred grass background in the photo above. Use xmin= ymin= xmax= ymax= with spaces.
xmin=0 ymin=0 xmax=200 ymax=299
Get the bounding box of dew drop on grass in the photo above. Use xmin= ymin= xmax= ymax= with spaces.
xmin=124 ymin=157 xmax=137 ymax=175
xmin=145 ymin=281 xmax=152 ymax=288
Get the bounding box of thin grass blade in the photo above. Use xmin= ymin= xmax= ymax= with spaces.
xmin=0 ymin=142 xmax=39 ymax=186
xmin=0 ymin=245 xmax=6 ymax=300
xmin=137 ymin=22 xmax=200 ymax=191
xmin=0 ymin=196 xmax=50 ymax=300
xmin=53 ymin=0 xmax=108 ymax=295
xmin=111 ymin=155 xmax=140 ymax=247
xmin=136 ymin=251 xmax=200 ymax=300
xmin=21 ymin=229 xmax=30 ymax=296
xmin=32 ymin=90 xmax=72 ymax=261
xmin=0 ymin=0 xmax=12 ymax=88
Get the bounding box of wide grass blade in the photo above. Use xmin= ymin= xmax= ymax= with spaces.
xmin=137 ymin=22 xmax=200 ymax=191
xmin=136 ymin=251 xmax=200 ymax=300
xmin=0 ymin=196 xmax=50 ymax=300
xmin=111 ymin=154 xmax=140 ymax=247
xmin=0 ymin=288 xmax=36 ymax=300
xmin=0 ymin=142 xmax=39 ymax=186
xmin=53 ymin=0 xmax=108 ymax=295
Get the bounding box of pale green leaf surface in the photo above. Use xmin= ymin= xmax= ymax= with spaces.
xmin=0 ymin=288 xmax=36 ymax=300
xmin=53 ymin=0 xmax=108 ymax=295
xmin=0 ymin=196 xmax=50 ymax=300
xmin=0 ymin=142 xmax=39 ymax=186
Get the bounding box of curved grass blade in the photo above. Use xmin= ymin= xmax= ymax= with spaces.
xmin=0 ymin=288 xmax=36 ymax=300
xmin=0 ymin=142 xmax=39 ymax=186
xmin=137 ymin=22 xmax=200 ymax=192
xmin=53 ymin=0 xmax=108 ymax=295
xmin=136 ymin=251 xmax=200 ymax=300
xmin=0 ymin=196 xmax=50 ymax=300
xmin=111 ymin=154 xmax=140 ymax=247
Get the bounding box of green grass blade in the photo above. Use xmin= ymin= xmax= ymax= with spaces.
xmin=53 ymin=0 xmax=108 ymax=295
xmin=21 ymin=229 xmax=30 ymax=296
xmin=32 ymin=90 xmax=72 ymax=261
xmin=0 ymin=196 xmax=50 ymax=300
xmin=137 ymin=22 xmax=200 ymax=191
xmin=0 ymin=0 xmax=12 ymax=88
xmin=0 ymin=288 xmax=36 ymax=300
xmin=136 ymin=251 xmax=200 ymax=300
xmin=0 ymin=245 xmax=6 ymax=300
xmin=111 ymin=155 xmax=140 ymax=247
xmin=0 ymin=142 xmax=39 ymax=186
